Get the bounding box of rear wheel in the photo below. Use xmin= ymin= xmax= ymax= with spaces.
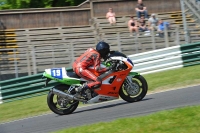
xmin=119 ymin=75 xmax=148 ymax=103
xmin=47 ymin=84 xmax=79 ymax=115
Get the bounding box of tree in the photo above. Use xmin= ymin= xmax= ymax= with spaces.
xmin=0 ymin=0 xmax=86 ymax=10
xmin=66 ymin=0 xmax=85 ymax=6
xmin=0 ymin=0 xmax=11 ymax=9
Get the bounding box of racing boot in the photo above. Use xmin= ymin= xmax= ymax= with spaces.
xmin=75 ymin=84 xmax=89 ymax=99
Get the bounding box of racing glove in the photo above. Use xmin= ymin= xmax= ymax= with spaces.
xmin=106 ymin=62 xmax=117 ymax=71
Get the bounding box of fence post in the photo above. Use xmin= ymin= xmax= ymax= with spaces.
xmin=164 ymin=24 xmax=169 ymax=47
xmin=180 ymin=0 xmax=189 ymax=43
xmin=94 ymin=29 xmax=99 ymax=44
xmin=52 ymin=45 xmax=55 ymax=67
xmin=134 ymin=34 xmax=139 ymax=53
xmin=64 ymin=43 xmax=70 ymax=65
xmin=26 ymin=47 xmax=31 ymax=75
xmin=188 ymin=30 xmax=191 ymax=43
xmin=117 ymin=32 xmax=122 ymax=52
xmin=60 ymin=12 xmax=63 ymax=26
xmin=90 ymin=1 xmax=94 ymax=18
xmin=13 ymin=48 xmax=18 ymax=78
xmin=31 ymin=45 xmax=37 ymax=74
xmin=20 ymin=13 xmax=23 ymax=28
xmin=151 ymin=30 xmax=156 ymax=50
xmin=99 ymin=33 xmax=103 ymax=41
xmin=175 ymin=26 xmax=180 ymax=46
xmin=70 ymin=42 xmax=75 ymax=65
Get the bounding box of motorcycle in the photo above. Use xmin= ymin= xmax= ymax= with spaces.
xmin=42 ymin=51 xmax=148 ymax=115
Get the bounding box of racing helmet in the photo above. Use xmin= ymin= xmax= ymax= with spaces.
xmin=96 ymin=41 xmax=110 ymax=59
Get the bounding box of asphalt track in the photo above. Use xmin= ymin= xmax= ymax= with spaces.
xmin=0 ymin=85 xmax=200 ymax=133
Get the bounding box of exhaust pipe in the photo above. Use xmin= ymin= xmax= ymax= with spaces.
xmin=51 ymin=88 xmax=86 ymax=102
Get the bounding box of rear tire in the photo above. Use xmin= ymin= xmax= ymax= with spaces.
xmin=47 ymin=84 xmax=79 ymax=115
xmin=119 ymin=75 xmax=148 ymax=103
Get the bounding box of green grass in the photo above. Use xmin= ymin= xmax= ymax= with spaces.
xmin=52 ymin=105 xmax=200 ymax=133
xmin=0 ymin=65 xmax=200 ymax=123
xmin=0 ymin=95 xmax=50 ymax=123
xmin=144 ymin=65 xmax=200 ymax=92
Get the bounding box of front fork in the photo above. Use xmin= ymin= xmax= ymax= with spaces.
xmin=125 ymin=76 xmax=135 ymax=88
xmin=124 ymin=75 xmax=140 ymax=95
xmin=126 ymin=72 xmax=140 ymax=88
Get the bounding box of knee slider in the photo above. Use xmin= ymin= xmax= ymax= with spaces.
xmin=91 ymin=78 xmax=102 ymax=89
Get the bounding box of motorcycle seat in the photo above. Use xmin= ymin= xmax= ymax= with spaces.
xmin=67 ymin=71 xmax=81 ymax=78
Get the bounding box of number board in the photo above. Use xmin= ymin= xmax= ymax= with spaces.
xmin=51 ymin=68 xmax=63 ymax=79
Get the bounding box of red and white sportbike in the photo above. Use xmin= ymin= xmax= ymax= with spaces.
xmin=43 ymin=51 xmax=148 ymax=115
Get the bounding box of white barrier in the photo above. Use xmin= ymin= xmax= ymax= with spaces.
xmin=128 ymin=45 xmax=184 ymax=74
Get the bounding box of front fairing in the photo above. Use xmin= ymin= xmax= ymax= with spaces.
xmin=105 ymin=51 xmax=139 ymax=76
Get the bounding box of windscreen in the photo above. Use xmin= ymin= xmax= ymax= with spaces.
xmin=107 ymin=51 xmax=127 ymax=59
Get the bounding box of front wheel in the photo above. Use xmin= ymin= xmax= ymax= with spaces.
xmin=119 ymin=75 xmax=148 ymax=103
xmin=47 ymin=84 xmax=79 ymax=115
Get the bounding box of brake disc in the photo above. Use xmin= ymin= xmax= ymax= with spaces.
xmin=57 ymin=96 xmax=71 ymax=108
xmin=126 ymin=80 xmax=140 ymax=96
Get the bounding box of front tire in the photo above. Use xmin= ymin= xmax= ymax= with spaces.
xmin=119 ymin=75 xmax=148 ymax=103
xmin=47 ymin=84 xmax=79 ymax=115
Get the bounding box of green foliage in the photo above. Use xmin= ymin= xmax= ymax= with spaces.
xmin=66 ymin=0 xmax=85 ymax=6
xmin=0 ymin=0 xmax=11 ymax=9
xmin=0 ymin=0 xmax=86 ymax=10
xmin=0 ymin=0 xmax=31 ymax=9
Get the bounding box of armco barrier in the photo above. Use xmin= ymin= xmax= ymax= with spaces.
xmin=0 ymin=42 xmax=199 ymax=104
xmin=129 ymin=42 xmax=200 ymax=74
xmin=0 ymin=68 xmax=73 ymax=104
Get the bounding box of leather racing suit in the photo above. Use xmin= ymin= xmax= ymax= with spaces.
xmin=73 ymin=48 xmax=108 ymax=89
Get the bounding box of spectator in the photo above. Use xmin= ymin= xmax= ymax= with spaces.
xmin=135 ymin=0 xmax=148 ymax=19
xmin=106 ymin=8 xmax=116 ymax=25
xmin=128 ymin=16 xmax=139 ymax=36
xmin=148 ymin=13 xmax=159 ymax=31
xmin=196 ymin=0 xmax=200 ymax=7
xmin=158 ymin=19 xmax=170 ymax=38
xmin=138 ymin=16 xmax=148 ymax=32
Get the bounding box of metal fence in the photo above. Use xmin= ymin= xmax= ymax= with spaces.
xmin=0 ymin=27 xmax=188 ymax=80
xmin=180 ymin=0 xmax=200 ymax=43
xmin=0 ymin=49 xmax=19 ymax=79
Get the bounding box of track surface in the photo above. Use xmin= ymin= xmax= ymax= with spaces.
xmin=0 ymin=85 xmax=200 ymax=133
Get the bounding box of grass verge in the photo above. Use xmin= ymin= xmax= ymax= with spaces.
xmin=0 ymin=65 xmax=200 ymax=123
xmin=52 ymin=105 xmax=200 ymax=133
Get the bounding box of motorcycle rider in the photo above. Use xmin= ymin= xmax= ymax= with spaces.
xmin=73 ymin=41 xmax=115 ymax=98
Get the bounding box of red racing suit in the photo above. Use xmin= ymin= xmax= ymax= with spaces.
xmin=73 ymin=48 xmax=108 ymax=89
